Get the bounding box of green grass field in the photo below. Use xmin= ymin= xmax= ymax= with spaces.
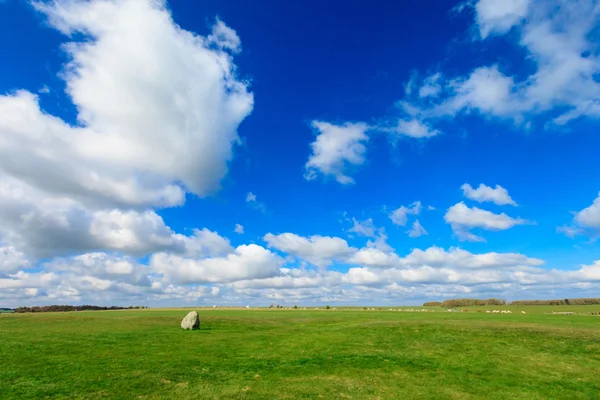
xmin=2 ymin=307 xmax=600 ymax=399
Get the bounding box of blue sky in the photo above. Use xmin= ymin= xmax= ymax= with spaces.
xmin=0 ymin=0 xmax=599 ymax=307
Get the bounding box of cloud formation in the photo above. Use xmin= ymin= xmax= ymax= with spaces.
xmin=397 ymin=0 xmax=600 ymax=133
xmin=304 ymin=121 xmax=369 ymax=184
xmin=445 ymin=202 xmax=527 ymax=242
xmin=559 ymin=192 xmax=600 ymax=239
xmin=390 ymin=201 xmax=422 ymax=226
xmin=461 ymin=184 xmax=517 ymax=206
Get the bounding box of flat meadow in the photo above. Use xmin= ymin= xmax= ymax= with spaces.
xmin=1 ymin=306 xmax=600 ymax=399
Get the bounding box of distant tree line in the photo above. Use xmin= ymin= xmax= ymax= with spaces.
xmin=424 ymin=298 xmax=506 ymax=308
xmin=511 ymin=298 xmax=600 ymax=306
xmin=424 ymin=297 xmax=600 ymax=307
xmin=14 ymin=305 xmax=149 ymax=313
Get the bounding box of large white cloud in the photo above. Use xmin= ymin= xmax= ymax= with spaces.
xmin=304 ymin=121 xmax=369 ymax=184
xmin=0 ymin=175 xmax=235 ymax=259
xmin=0 ymin=0 xmax=253 ymax=260
xmin=444 ymin=202 xmax=528 ymax=242
xmin=25 ymin=0 xmax=251 ymax=200
xmin=151 ymin=244 xmax=282 ymax=284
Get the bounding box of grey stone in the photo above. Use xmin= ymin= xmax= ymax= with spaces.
xmin=181 ymin=311 xmax=200 ymax=330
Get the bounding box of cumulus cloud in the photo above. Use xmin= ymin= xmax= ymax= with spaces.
xmin=390 ymin=201 xmax=422 ymax=226
xmin=230 ymin=268 xmax=344 ymax=290
xmin=445 ymin=202 xmax=527 ymax=242
xmin=461 ymin=183 xmax=517 ymax=206
xmin=0 ymin=176 xmax=190 ymax=258
xmin=401 ymin=246 xmax=543 ymax=269
xmin=0 ymin=0 xmax=254 ymax=262
xmin=574 ymin=193 xmax=600 ymax=231
xmin=0 ymin=245 xmax=30 ymax=275
xmin=264 ymin=233 xmax=356 ymax=267
xmin=304 ymin=121 xmax=369 ymax=184
xmin=1 ymin=0 xmax=252 ymax=209
xmin=151 ymin=244 xmax=282 ymax=284
xmin=559 ymin=192 xmax=600 ymax=239
xmin=234 ymin=224 xmax=244 ymax=234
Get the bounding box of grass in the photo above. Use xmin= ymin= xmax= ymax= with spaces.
xmin=1 ymin=307 xmax=600 ymax=399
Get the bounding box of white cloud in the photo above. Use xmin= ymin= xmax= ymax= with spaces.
xmin=348 ymin=218 xmax=377 ymax=237
xmin=560 ymin=192 xmax=600 ymax=238
xmin=234 ymin=224 xmax=244 ymax=234
xmin=231 ymin=268 xmax=344 ymax=290
xmin=0 ymin=0 xmax=256 ymax=270
xmin=207 ymin=18 xmax=242 ymax=52
xmin=436 ymin=65 xmax=517 ymax=118
xmin=390 ymin=201 xmax=422 ymax=226
xmin=182 ymin=228 xmax=233 ymax=258
xmin=349 ymin=248 xmax=402 ymax=269
xmin=0 ymin=174 xmax=236 ymax=259
xmin=0 ymin=245 xmax=30 ymax=274
xmin=419 ymin=73 xmax=442 ymax=98
xmin=304 ymin=121 xmax=369 ymax=184
xmin=445 ymin=202 xmax=527 ymax=242
xmin=395 ymin=119 xmax=439 ymax=138
xmin=45 ymin=252 xmax=151 ymax=286
xmin=407 ymin=220 xmax=428 ymax=238
xmin=0 ymin=176 xmax=188 ymax=258
xmin=264 ymin=233 xmax=356 ymax=267
xmin=245 ymin=192 xmax=266 ymax=213
xmin=151 ymin=244 xmax=282 ymax=284
xmin=574 ymin=193 xmax=600 ymax=230
xmin=401 ymin=246 xmax=543 ymax=269
xmin=366 ymin=231 xmax=394 ymax=253
xmin=1 ymin=0 xmax=252 ymax=210
xmin=461 ymin=183 xmax=517 ymax=206
xmin=475 ymin=0 xmax=531 ymax=38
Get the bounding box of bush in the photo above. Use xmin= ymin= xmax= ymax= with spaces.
xmin=325 ymin=305 xmax=331 ymax=310
xmin=423 ymin=302 xmax=442 ymax=307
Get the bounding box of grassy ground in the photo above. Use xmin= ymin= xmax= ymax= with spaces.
xmin=1 ymin=307 xmax=599 ymax=399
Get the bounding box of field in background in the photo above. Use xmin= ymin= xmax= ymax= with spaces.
xmin=2 ymin=307 xmax=599 ymax=399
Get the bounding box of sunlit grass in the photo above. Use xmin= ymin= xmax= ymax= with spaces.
xmin=1 ymin=307 xmax=599 ymax=399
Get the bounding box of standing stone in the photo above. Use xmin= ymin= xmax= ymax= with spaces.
xmin=181 ymin=311 xmax=200 ymax=330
